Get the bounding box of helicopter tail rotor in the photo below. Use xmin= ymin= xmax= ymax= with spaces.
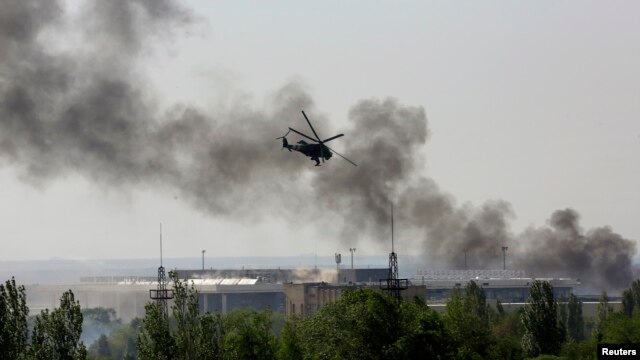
xmin=276 ymin=130 xmax=292 ymax=151
xmin=282 ymin=137 xmax=291 ymax=151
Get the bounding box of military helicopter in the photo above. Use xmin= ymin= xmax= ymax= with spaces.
xmin=277 ymin=111 xmax=357 ymax=167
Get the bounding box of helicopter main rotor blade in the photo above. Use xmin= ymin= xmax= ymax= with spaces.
xmin=276 ymin=129 xmax=291 ymax=139
xmin=324 ymin=145 xmax=357 ymax=167
xmin=301 ymin=111 xmax=322 ymax=142
xmin=288 ymin=127 xmax=319 ymax=143
xmin=321 ymin=133 xmax=344 ymax=143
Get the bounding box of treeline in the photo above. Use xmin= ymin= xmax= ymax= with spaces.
xmin=2 ymin=275 xmax=640 ymax=359
xmin=0 ymin=277 xmax=85 ymax=359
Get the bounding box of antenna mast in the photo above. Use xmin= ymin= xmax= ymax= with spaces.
xmin=391 ymin=203 xmax=394 ymax=253
xmin=380 ymin=202 xmax=407 ymax=301
xmin=150 ymin=223 xmax=172 ymax=318
xmin=160 ymin=223 xmax=163 ymax=267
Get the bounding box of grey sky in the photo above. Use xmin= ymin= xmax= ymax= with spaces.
xmin=0 ymin=0 xmax=638 ymax=264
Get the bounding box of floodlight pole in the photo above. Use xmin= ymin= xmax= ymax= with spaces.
xmin=502 ymin=246 xmax=508 ymax=270
xmin=349 ymin=248 xmax=356 ymax=269
xmin=202 ymin=249 xmax=206 ymax=270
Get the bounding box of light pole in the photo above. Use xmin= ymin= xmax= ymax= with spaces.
xmin=349 ymin=248 xmax=356 ymax=269
xmin=501 ymin=246 xmax=508 ymax=270
xmin=202 ymin=249 xmax=206 ymax=270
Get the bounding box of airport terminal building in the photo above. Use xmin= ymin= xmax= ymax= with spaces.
xmin=25 ymin=267 xmax=580 ymax=321
xmin=409 ymin=269 xmax=580 ymax=302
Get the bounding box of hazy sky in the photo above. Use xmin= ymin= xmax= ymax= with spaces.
xmin=1 ymin=0 xmax=638 ymax=263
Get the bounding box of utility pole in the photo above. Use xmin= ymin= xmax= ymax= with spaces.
xmin=202 ymin=249 xmax=206 ymax=270
xmin=349 ymin=248 xmax=356 ymax=269
xmin=502 ymin=246 xmax=508 ymax=270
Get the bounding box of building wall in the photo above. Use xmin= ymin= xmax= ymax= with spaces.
xmin=26 ymin=284 xmax=150 ymax=321
xmin=26 ymin=283 xmax=285 ymax=322
xmin=337 ymin=268 xmax=389 ymax=284
xmin=426 ymin=286 xmax=575 ymax=303
xmin=198 ymin=292 xmax=285 ymax=314
xmin=428 ymin=301 xmax=622 ymax=317
xmin=283 ymin=283 xmax=427 ymax=319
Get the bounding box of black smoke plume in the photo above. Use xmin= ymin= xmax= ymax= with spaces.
xmin=0 ymin=0 xmax=311 ymax=217
xmin=515 ymin=209 xmax=636 ymax=291
xmin=0 ymin=0 xmax=636 ymax=291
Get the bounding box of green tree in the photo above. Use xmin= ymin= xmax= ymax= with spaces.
xmin=601 ymin=312 xmax=640 ymax=343
xmin=137 ymin=302 xmax=175 ymax=360
xmin=296 ymin=288 xmax=400 ymax=360
xmin=223 ymin=308 xmax=278 ymax=360
xmin=593 ymin=291 xmax=612 ymax=340
xmin=464 ymin=281 xmax=489 ymax=326
xmin=496 ymin=299 xmax=505 ymax=319
xmin=277 ymin=316 xmax=303 ymax=360
xmin=557 ymin=296 xmax=568 ymax=340
xmin=90 ymin=317 xmax=140 ymax=360
xmin=521 ymin=280 xmax=564 ymax=357
xmin=123 ymin=336 xmax=137 ymax=360
xmin=632 ymin=279 xmax=640 ymax=311
xmin=30 ymin=290 xmax=87 ymax=359
xmin=561 ymin=338 xmax=597 ymax=360
xmin=82 ymin=307 xmax=123 ymax=352
xmin=138 ymin=271 xmax=227 ymax=359
xmin=95 ymin=334 xmax=111 ymax=358
xmin=566 ymin=293 xmax=583 ymax=342
xmin=631 ymin=279 xmax=640 ymax=308
xmin=0 ymin=277 xmax=29 ymax=359
xmin=622 ymin=289 xmax=634 ymax=317
xmin=138 ymin=270 xmax=234 ymax=359
xmin=390 ymin=298 xmax=455 ymax=360
xmin=294 ymin=288 xmax=453 ymax=360
xmin=489 ymin=309 xmax=525 ymax=360
xmin=172 ymin=273 xmax=201 ymax=359
xmin=296 ymin=301 xmax=351 ymax=359
xmin=444 ymin=282 xmax=494 ymax=359
xmin=493 ymin=308 xmax=525 ymax=341
xmin=82 ymin=307 xmax=117 ymax=324
xmin=197 ymin=312 xmax=225 ymax=359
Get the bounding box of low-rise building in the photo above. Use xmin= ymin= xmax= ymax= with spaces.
xmin=409 ymin=269 xmax=580 ymax=302
xmin=283 ymin=282 xmax=426 ymax=318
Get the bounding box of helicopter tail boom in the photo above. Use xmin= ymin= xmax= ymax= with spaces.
xmin=282 ymin=137 xmax=292 ymax=151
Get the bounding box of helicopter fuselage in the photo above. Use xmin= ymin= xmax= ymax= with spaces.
xmin=282 ymin=138 xmax=332 ymax=165
xmin=291 ymin=140 xmax=332 ymax=160
xmin=277 ymin=111 xmax=356 ymax=167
